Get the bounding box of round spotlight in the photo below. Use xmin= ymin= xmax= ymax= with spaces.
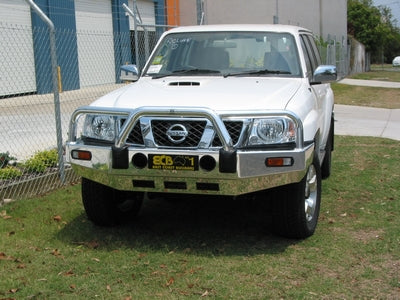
xmin=199 ymin=155 xmax=216 ymax=171
xmin=132 ymin=153 xmax=147 ymax=169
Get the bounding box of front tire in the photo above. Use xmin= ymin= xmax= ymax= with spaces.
xmin=81 ymin=178 xmax=143 ymax=226
xmin=271 ymin=155 xmax=322 ymax=239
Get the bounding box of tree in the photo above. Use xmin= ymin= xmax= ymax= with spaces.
xmin=377 ymin=5 xmax=400 ymax=63
xmin=347 ymin=0 xmax=383 ymax=54
xmin=348 ymin=0 xmax=400 ymax=63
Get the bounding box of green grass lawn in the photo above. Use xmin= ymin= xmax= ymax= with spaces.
xmin=331 ymin=83 xmax=400 ymax=109
xmin=1 ymin=136 xmax=399 ymax=299
xmin=333 ymin=67 xmax=400 ymax=109
xmin=353 ymin=65 xmax=400 ymax=82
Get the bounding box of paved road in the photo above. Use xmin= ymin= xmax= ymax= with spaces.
xmin=339 ymin=78 xmax=400 ymax=89
xmin=0 ymin=84 xmax=119 ymax=160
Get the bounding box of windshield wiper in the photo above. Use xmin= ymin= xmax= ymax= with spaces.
xmin=152 ymin=68 xmax=221 ymax=79
xmin=223 ymin=69 xmax=291 ymax=78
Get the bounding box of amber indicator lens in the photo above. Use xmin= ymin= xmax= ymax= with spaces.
xmin=266 ymin=157 xmax=293 ymax=167
xmin=71 ymin=150 xmax=92 ymax=161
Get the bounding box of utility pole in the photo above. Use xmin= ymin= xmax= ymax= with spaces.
xmin=319 ymin=0 xmax=323 ymax=38
xmin=273 ymin=0 xmax=279 ymax=24
xmin=196 ymin=0 xmax=204 ymax=25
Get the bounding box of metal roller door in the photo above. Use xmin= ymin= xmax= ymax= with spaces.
xmin=0 ymin=0 xmax=36 ymax=96
xmin=128 ymin=0 xmax=156 ymax=29
xmin=75 ymin=0 xmax=116 ymax=87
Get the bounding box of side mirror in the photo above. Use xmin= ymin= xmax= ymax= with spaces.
xmin=312 ymin=65 xmax=337 ymax=84
xmin=120 ymin=64 xmax=139 ymax=82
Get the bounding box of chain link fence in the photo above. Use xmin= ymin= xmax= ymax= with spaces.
xmin=0 ymin=4 xmax=349 ymax=203
xmin=318 ymin=36 xmax=348 ymax=79
xmin=0 ymin=19 xmax=170 ymax=202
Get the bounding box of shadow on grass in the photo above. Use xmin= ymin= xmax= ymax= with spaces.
xmin=56 ymin=194 xmax=299 ymax=256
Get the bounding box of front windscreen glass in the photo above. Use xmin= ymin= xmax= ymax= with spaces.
xmin=144 ymin=31 xmax=301 ymax=78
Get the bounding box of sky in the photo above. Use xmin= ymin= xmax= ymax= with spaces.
xmin=372 ymin=0 xmax=400 ymax=26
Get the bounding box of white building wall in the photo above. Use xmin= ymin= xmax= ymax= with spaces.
xmin=180 ymin=0 xmax=347 ymax=41
xmin=0 ymin=0 xmax=36 ymax=96
xmin=179 ymin=0 xmax=197 ymax=26
xmin=321 ymin=0 xmax=348 ymax=41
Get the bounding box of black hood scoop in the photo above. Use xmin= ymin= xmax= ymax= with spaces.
xmin=168 ymin=81 xmax=200 ymax=86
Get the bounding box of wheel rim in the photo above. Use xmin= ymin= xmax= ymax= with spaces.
xmin=304 ymin=164 xmax=318 ymax=222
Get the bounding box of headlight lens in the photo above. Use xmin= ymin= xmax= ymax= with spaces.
xmin=248 ymin=117 xmax=296 ymax=145
xmin=83 ymin=115 xmax=117 ymax=142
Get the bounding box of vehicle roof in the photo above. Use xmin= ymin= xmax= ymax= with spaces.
xmin=167 ymin=24 xmax=312 ymax=35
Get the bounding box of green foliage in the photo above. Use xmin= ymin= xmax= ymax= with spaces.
xmin=0 ymin=152 xmax=16 ymax=169
xmin=348 ymin=0 xmax=384 ymax=52
xmin=23 ymin=149 xmax=58 ymax=174
xmin=0 ymin=166 xmax=23 ymax=179
xmin=348 ymin=0 xmax=400 ymax=63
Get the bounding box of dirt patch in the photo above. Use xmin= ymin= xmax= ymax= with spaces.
xmin=351 ymin=228 xmax=385 ymax=244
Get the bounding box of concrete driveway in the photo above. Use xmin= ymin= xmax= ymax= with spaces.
xmin=335 ymin=79 xmax=400 ymax=141
xmin=334 ymin=104 xmax=400 ymax=141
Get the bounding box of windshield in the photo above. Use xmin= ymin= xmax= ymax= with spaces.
xmin=144 ymin=31 xmax=301 ymax=78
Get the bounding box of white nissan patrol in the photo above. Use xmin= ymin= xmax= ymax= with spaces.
xmin=66 ymin=24 xmax=336 ymax=238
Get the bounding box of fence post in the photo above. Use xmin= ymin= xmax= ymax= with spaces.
xmin=130 ymin=0 xmax=141 ymax=73
xmin=25 ymin=0 xmax=65 ymax=183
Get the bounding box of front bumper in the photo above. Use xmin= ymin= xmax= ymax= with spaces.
xmin=66 ymin=143 xmax=314 ymax=196
xmin=66 ymin=106 xmax=314 ymax=196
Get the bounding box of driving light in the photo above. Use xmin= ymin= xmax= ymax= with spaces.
xmin=83 ymin=115 xmax=117 ymax=142
xmin=248 ymin=117 xmax=296 ymax=145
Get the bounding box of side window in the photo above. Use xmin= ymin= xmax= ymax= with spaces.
xmin=300 ymin=35 xmax=312 ymax=79
xmin=306 ymin=35 xmax=322 ymax=66
xmin=301 ymin=34 xmax=320 ymax=77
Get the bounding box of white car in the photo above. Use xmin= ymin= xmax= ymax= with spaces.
xmin=66 ymin=24 xmax=337 ymax=238
xmin=393 ymin=56 xmax=400 ymax=67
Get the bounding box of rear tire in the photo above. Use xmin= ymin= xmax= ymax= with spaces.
xmin=271 ymin=154 xmax=322 ymax=239
xmin=81 ymin=178 xmax=143 ymax=226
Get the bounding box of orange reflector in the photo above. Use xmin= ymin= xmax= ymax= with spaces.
xmin=71 ymin=150 xmax=92 ymax=161
xmin=266 ymin=157 xmax=293 ymax=167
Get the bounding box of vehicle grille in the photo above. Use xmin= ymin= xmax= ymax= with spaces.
xmin=126 ymin=122 xmax=144 ymax=145
xmin=124 ymin=118 xmax=243 ymax=148
xmin=212 ymin=121 xmax=243 ymax=146
xmin=152 ymin=120 xmax=207 ymax=147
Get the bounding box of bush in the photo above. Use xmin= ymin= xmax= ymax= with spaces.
xmin=0 ymin=152 xmax=17 ymax=169
xmin=23 ymin=149 xmax=58 ymax=174
xmin=0 ymin=166 xmax=23 ymax=180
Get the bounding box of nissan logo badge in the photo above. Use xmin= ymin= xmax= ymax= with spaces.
xmin=166 ymin=124 xmax=188 ymax=144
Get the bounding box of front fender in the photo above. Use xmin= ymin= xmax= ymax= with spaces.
xmin=302 ymin=109 xmax=319 ymax=142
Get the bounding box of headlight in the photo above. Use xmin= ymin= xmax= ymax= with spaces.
xmin=83 ymin=114 xmax=117 ymax=142
xmin=248 ymin=117 xmax=296 ymax=145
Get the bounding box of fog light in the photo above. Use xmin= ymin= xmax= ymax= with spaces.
xmin=132 ymin=153 xmax=147 ymax=169
xmin=199 ymin=155 xmax=216 ymax=171
xmin=71 ymin=150 xmax=92 ymax=161
xmin=266 ymin=157 xmax=293 ymax=167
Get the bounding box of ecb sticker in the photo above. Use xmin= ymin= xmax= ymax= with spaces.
xmin=152 ymin=155 xmax=173 ymax=166
xmin=148 ymin=154 xmax=198 ymax=171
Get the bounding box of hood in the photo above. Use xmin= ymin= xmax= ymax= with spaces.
xmin=91 ymin=76 xmax=302 ymax=112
